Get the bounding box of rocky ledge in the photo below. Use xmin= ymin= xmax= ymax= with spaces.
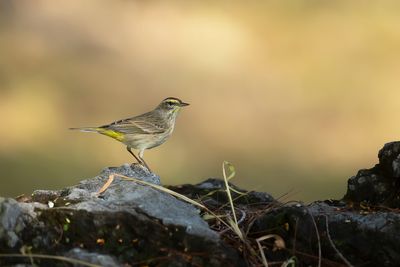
xmin=1 ymin=142 xmax=400 ymax=267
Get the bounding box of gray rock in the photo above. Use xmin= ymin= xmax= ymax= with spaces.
xmin=64 ymin=248 xmax=122 ymax=267
xmin=56 ymin=164 xmax=217 ymax=240
xmin=0 ymin=198 xmax=26 ymax=248
xmin=1 ymin=164 xmax=240 ymax=267
xmin=251 ymin=200 xmax=400 ymax=267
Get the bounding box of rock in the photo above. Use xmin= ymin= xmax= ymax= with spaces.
xmin=2 ymin=142 xmax=400 ymax=266
xmin=64 ymin=248 xmax=121 ymax=267
xmin=250 ymin=200 xmax=400 ymax=267
xmin=344 ymin=142 xmax=400 ymax=207
xmin=378 ymin=142 xmax=400 ymax=178
xmin=0 ymin=198 xmax=27 ymax=248
xmin=168 ymin=178 xmax=275 ymax=208
xmin=0 ymin=164 xmax=243 ymax=266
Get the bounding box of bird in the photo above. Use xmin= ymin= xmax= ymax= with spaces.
xmin=70 ymin=97 xmax=189 ymax=172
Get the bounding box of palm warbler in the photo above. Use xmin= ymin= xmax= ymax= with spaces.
xmin=70 ymin=97 xmax=189 ymax=171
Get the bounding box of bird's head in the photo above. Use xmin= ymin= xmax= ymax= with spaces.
xmin=157 ymin=97 xmax=189 ymax=115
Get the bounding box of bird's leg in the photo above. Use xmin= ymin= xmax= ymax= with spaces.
xmin=126 ymin=147 xmax=152 ymax=172
xmin=138 ymin=149 xmax=152 ymax=172
xmin=126 ymin=147 xmax=142 ymax=164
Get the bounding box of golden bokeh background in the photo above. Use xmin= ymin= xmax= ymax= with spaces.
xmin=1 ymin=1 xmax=400 ymax=202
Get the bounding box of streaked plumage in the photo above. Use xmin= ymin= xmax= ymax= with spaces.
xmin=70 ymin=97 xmax=189 ymax=171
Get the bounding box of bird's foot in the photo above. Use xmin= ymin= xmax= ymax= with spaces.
xmin=130 ymin=162 xmax=152 ymax=173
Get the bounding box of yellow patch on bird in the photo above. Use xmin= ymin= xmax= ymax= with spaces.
xmin=98 ymin=129 xmax=124 ymax=141
xmin=164 ymin=98 xmax=181 ymax=104
xmin=172 ymin=107 xmax=181 ymax=113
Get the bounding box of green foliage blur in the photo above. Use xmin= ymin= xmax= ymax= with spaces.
xmin=1 ymin=1 xmax=400 ymax=202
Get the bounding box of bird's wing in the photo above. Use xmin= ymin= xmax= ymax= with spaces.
xmin=101 ymin=114 xmax=166 ymax=135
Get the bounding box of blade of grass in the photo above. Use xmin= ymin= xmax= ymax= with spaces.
xmin=256 ymin=234 xmax=286 ymax=267
xmin=256 ymin=236 xmax=269 ymax=267
xmin=222 ymin=162 xmax=239 ymax=225
xmin=228 ymin=218 xmax=244 ymax=241
xmin=222 ymin=161 xmax=244 ymax=240
xmin=224 ymin=161 xmax=236 ymax=180
xmin=229 ymin=187 xmax=247 ymax=196
xmin=281 ymin=256 xmax=297 ymax=267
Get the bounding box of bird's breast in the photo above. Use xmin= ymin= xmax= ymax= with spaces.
xmin=123 ymin=127 xmax=174 ymax=150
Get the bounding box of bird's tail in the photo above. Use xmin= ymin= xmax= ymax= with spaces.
xmin=69 ymin=127 xmax=101 ymax=133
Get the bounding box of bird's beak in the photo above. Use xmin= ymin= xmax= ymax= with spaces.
xmin=180 ymin=102 xmax=190 ymax=107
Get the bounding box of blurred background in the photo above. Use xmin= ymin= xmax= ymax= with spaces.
xmin=1 ymin=1 xmax=400 ymax=202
